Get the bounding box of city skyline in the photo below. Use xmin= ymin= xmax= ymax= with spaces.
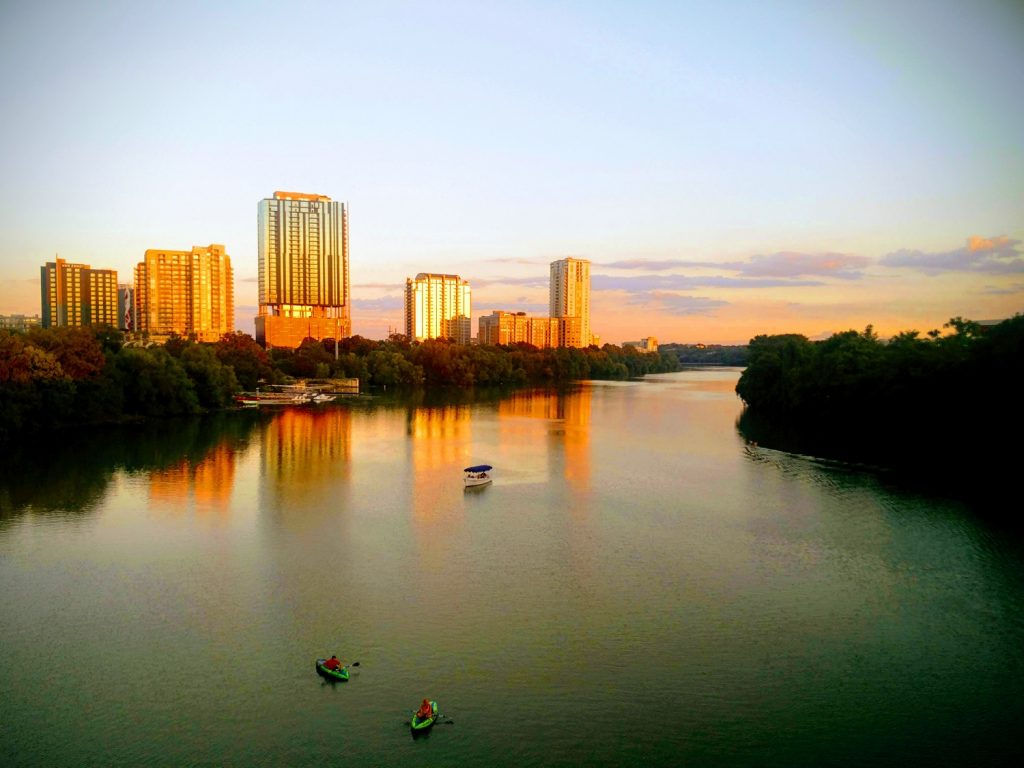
xmin=0 ymin=2 xmax=1021 ymax=344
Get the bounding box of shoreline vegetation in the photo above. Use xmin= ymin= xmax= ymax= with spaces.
xmin=735 ymin=315 xmax=1023 ymax=499
xmin=0 ymin=328 xmax=680 ymax=440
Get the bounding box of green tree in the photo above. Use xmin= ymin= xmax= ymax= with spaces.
xmin=215 ymin=332 xmax=272 ymax=390
xmin=181 ymin=344 xmax=240 ymax=408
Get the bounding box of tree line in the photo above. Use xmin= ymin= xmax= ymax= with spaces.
xmin=735 ymin=316 xmax=1024 ymax=483
xmin=0 ymin=327 xmax=679 ymax=438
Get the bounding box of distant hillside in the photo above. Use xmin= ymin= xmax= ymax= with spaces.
xmin=660 ymin=343 xmax=748 ymax=366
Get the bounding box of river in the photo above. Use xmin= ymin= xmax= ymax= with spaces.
xmin=1 ymin=369 xmax=1021 ymax=766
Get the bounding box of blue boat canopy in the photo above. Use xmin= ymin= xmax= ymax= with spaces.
xmin=464 ymin=465 xmax=492 ymax=472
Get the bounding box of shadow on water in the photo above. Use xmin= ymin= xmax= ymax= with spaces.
xmin=0 ymin=411 xmax=265 ymax=520
xmin=736 ymin=406 xmax=1020 ymax=533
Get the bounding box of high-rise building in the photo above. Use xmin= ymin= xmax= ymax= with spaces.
xmin=134 ymin=244 xmax=233 ymax=342
xmin=405 ymin=273 xmax=472 ymax=344
xmin=40 ymin=257 xmax=118 ymax=328
xmin=256 ymin=191 xmax=350 ymax=348
xmin=549 ymin=257 xmax=591 ymax=347
xmin=478 ymin=310 xmax=564 ymax=348
xmin=118 ymin=284 xmax=136 ymax=332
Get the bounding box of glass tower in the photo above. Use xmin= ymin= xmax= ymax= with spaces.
xmin=256 ymin=191 xmax=350 ymax=348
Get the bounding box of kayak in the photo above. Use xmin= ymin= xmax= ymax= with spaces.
xmin=315 ymin=659 xmax=349 ymax=682
xmin=410 ymin=700 xmax=438 ymax=731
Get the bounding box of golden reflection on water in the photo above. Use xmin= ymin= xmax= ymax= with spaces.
xmin=260 ymin=408 xmax=352 ymax=510
xmin=149 ymin=443 xmax=236 ymax=515
xmin=407 ymin=404 xmax=474 ymax=522
xmin=498 ymin=388 xmax=591 ymax=498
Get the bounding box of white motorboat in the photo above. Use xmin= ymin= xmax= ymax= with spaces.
xmin=463 ymin=464 xmax=493 ymax=487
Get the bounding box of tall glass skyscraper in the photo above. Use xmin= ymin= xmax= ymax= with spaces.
xmin=256 ymin=191 xmax=350 ymax=348
xmin=549 ymin=257 xmax=591 ymax=348
xmin=404 ymin=273 xmax=472 ymax=344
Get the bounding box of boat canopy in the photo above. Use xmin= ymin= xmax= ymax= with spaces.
xmin=464 ymin=465 xmax=492 ymax=472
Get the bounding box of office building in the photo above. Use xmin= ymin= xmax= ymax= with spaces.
xmin=40 ymin=257 xmax=118 ymax=328
xmin=549 ymin=257 xmax=591 ymax=347
xmin=477 ymin=310 xmax=565 ymax=348
xmin=256 ymin=191 xmax=350 ymax=348
xmin=405 ymin=273 xmax=472 ymax=344
xmin=134 ymin=244 xmax=233 ymax=342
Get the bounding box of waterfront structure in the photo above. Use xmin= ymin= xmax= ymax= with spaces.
xmin=134 ymin=244 xmax=233 ymax=342
xmin=477 ymin=310 xmax=566 ymax=348
xmin=256 ymin=191 xmax=350 ymax=349
xmin=0 ymin=314 xmax=41 ymax=332
xmin=405 ymin=273 xmax=472 ymax=344
xmin=624 ymin=337 xmax=658 ymax=352
xmin=549 ymin=257 xmax=591 ymax=348
xmin=40 ymin=258 xmax=118 ymax=328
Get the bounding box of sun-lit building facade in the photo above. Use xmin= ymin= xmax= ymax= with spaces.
xmin=549 ymin=257 xmax=591 ymax=348
xmin=477 ymin=310 xmax=567 ymax=348
xmin=256 ymin=191 xmax=350 ymax=348
xmin=134 ymin=244 xmax=233 ymax=342
xmin=40 ymin=257 xmax=118 ymax=328
xmin=405 ymin=273 xmax=472 ymax=344
xmin=623 ymin=336 xmax=658 ymax=352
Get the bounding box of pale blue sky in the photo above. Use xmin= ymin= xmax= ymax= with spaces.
xmin=1 ymin=0 xmax=1021 ymax=342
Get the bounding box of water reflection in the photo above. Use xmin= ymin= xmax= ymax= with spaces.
xmin=259 ymin=408 xmax=353 ymax=511
xmin=0 ymin=413 xmax=261 ymax=520
xmin=498 ymin=387 xmax=591 ymax=492
xmin=408 ymin=404 xmax=472 ymax=521
xmin=150 ymin=442 xmax=237 ymax=514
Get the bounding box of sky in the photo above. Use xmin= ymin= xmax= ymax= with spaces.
xmin=0 ymin=0 xmax=1021 ymax=345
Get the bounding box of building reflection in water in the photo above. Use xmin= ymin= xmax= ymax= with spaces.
xmin=497 ymin=387 xmax=592 ymax=501
xmin=259 ymin=408 xmax=352 ymax=516
xmin=407 ymin=404 xmax=472 ymax=523
xmin=149 ymin=442 xmax=236 ymax=515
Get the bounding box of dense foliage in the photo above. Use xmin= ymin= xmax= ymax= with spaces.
xmin=661 ymin=343 xmax=748 ymax=366
xmin=0 ymin=328 xmax=678 ymax=438
xmin=735 ymin=316 xmax=1024 ymax=480
xmin=281 ymin=336 xmax=680 ymax=386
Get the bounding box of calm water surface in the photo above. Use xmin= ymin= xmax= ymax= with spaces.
xmin=2 ymin=369 xmax=1022 ymax=767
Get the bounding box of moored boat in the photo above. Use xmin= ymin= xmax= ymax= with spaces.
xmin=411 ymin=700 xmax=438 ymax=732
xmin=463 ymin=465 xmax=493 ymax=487
xmin=315 ymin=658 xmax=350 ymax=682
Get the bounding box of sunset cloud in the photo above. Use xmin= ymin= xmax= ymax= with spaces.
xmin=880 ymin=236 xmax=1024 ymax=274
xmin=981 ymin=282 xmax=1024 ymax=295
xmin=592 ymin=274 xmax=822 ymax=292
xmin=728 ymin=252 xmax=870 ymax=279
xmin=355 ymin=296 xmax=404 ymax=311
xmin=602 ymin=259 xmax=718 ymax=271
xmin=471 ymin=275 xmax=549 ymax=288
xmin=628 ymin=291 xmax=729 ymax=316
xmin=601 ymin=252 xmax=870 ymax=280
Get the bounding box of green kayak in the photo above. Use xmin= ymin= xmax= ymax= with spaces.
xmin=411 ymin=700 xmax=438 ymax=732
xmin=315 ymin=658 xmax=349 ymax=682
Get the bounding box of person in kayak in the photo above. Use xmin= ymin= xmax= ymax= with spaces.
xmin=416 ymin=699 xmax=433 ymax=719
xmin=324 ymin=656 xmax=342 ymax=670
